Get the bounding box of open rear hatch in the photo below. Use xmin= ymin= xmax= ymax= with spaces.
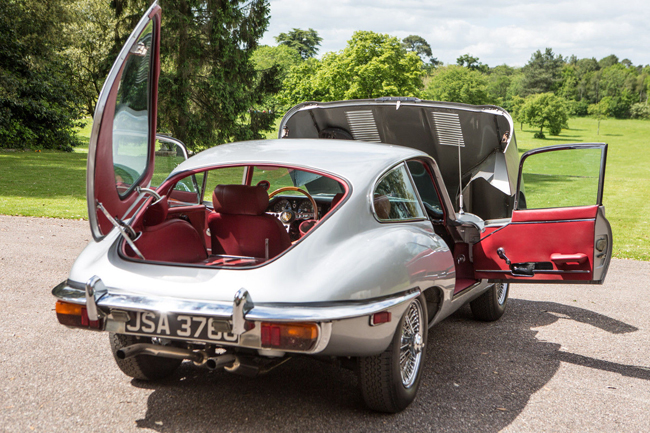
xmin=280 ymin=98 xmax=520 ymax=220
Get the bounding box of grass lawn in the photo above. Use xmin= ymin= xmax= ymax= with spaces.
xmin=0 ymin=116 xmax=648 ymax=260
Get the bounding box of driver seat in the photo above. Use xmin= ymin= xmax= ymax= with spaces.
xmin=208 ymin=184 xmax=291 ymax=259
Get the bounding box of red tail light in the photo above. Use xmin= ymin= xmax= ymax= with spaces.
xmin=55 ymin=301 xmax=102 ymax=329
xmin=260 ymin=322 xmax=318 ymax=351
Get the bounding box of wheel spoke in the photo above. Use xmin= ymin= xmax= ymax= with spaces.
xmin=398 ymin=300 xmax=425 ymax=388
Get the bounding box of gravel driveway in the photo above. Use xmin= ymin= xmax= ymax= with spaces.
xmin=1 ymin=215 xmax=648 ymax=432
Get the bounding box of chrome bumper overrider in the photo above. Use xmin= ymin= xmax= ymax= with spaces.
xmin=52 ymin=279 xmax=420 ymax=356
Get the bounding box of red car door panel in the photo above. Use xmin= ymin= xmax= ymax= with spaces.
xmin=472 ymin=144 xmax=612 ymax=284
xmin=474 ymin=206 xmax=599 ymax=281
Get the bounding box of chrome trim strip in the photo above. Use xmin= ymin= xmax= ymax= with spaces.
xmin=52 ymin=282 xmax=421 ymax=323
xmin=479 ymin=218 xmax=596 ymax=242
xmin=247 ymin=289 xmax=420 ymax=321
xmin=509 ymin=218 xmax=595 ymax=224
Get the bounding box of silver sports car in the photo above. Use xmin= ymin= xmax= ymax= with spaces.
xmin=52 ymin=3 xmax=613 ymax=413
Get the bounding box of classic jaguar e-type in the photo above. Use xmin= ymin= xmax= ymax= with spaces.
xmin=52 ymin=3 xmax=613 ymax=412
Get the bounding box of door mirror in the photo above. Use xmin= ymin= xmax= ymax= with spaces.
xmin=515 ymin=144 xmax=607 ymax=210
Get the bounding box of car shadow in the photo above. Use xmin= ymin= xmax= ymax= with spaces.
xmin=130 ymin=299 xmax=644 ymax=432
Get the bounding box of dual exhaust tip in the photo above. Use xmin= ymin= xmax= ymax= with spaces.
xmin=116 ymin=343 xmax=240 ymax=372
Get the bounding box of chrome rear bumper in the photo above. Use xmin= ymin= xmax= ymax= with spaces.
xmin=53 ymin=279 xmax=419 ymax=356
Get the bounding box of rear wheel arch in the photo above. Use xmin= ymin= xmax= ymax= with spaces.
xmin=422 ymin=286 xmax=443 ymax=325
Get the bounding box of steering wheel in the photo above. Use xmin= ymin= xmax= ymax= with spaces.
xmin=268 ymin=187 xmax=320 ymax=221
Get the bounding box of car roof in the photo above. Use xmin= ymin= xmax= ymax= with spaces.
xmin=171 ymin=138 xmax=429 ymax=186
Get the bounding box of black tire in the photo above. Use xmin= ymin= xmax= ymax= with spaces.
xmin=470 ymin=282 xmax=509 ymax=322
xmin=358 ymin=295 xmax=428 ymax=413
xmin=109 ymin=333 xmax=182 ymax=381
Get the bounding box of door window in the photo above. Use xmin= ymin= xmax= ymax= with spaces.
xmin=406 ymin=160 xmax=444 ymax=220
xmin=373 ymin=164 xmax=426 ymax=221
xmin=518 ymin=146 xmax=605 ymax=209
xmin=112 ymin=21 xmax=154 ymax=197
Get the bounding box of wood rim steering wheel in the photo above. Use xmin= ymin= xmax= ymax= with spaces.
xmin=268 ymin=187 xmax=319 ymax=220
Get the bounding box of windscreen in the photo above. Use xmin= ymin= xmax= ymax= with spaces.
xmin=251 ymin=166 xmax=344 ymax=196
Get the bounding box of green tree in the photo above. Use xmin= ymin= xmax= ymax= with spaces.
xmin=486 ymin=64 xmax=515 ymax=106
xmin=111 ymin=0 xmax=278 ymax=151
xmin=588 ymin=97 xmax=612 ymax=135
xmin=401 ymin=34 xmax=440 ymax=68
xmin=63 ymin=0 xmax=116 ymax=115
xmin=598 ymin=54 xmax=619 ymax=69
xmin=251 ymin=45 xmax=302 ymax=77
xmin=250 ymin=45 xmax=302 ymax=113
xmin=509 ymin=95 xmax=526 ymax=131
xmin=280 ymin=31 xmax=423 ymax=105
xmin=521 ymin=93 xmax=568 ymax=138
xmin=598 ymin=64 xmax=638 ymax=118
xmin=402 ymin=35 xmax=432 ymax=59
xmin=0 ymin=0 xmax=82 ymax=151
xmin=522 ymin=48 xmax=565 ymax=95
xmin=275 ymin=28 xmax=322 ymax=60
xmin=424 ymin=65 xmax=489 ymax=105
xmin=456 ymin=54 xmax=488 ymax=72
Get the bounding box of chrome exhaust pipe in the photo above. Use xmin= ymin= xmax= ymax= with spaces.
xmin=205 ymin=354 xmax=237 ymax=371
xmin=116 ymin=343 xmax=207 ymax=365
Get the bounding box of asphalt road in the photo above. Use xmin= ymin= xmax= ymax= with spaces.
xmin=1 ymin=215 xmax=649 ymax=432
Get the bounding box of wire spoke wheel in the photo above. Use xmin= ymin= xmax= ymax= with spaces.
xmin=399 ymin=299 xmax=424 ymax=388
xmin=496 ymin=282 xmax=509 ymax=305
xmin=358 ymin=294 xmax=428 ymax=413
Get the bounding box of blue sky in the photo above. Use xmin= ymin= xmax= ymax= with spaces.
xmin=260 ymin=0 xmax=650 ymax=67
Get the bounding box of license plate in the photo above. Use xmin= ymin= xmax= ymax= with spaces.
xmin=124 ymin=310 xmax=239 ymax=343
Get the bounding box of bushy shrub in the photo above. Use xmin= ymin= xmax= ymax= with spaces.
xmin=566 ymin=100 xmax=589 ymax=116
xmin=630 ymin=103 xmax=650 ymax=119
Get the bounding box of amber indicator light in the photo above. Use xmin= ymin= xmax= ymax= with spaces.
xmin=55 ymin=301 xmax=102 ymax=329
xmin=261 ymin=322 xmax=318 ymax=351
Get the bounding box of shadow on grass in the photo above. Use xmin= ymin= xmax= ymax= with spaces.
xmin=129 ymin=300 xmax=642 ymax=433
xmin=534 ymin=137 xmax=584 ymax=143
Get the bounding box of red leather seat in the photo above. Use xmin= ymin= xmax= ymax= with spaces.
xmin=208 ymin=185 xmax=291 ymax=259
xmin=127 ymin=196 xmax=208 ymax=263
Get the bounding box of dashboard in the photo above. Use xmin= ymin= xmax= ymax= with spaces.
xmin=267 ymin=195 xmax=333 ymax=220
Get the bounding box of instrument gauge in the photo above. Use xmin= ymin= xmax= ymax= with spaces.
xmin=273 ymin=199 xmax=291 ymax=212
xmin=298 ymin=201 xmax=314 ymax=216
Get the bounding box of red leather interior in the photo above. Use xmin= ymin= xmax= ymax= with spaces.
xmin=331 ymin=193 xmax=344 ymax=209
xmin=169 ymin=189 xmax=199 ymax=204
xmin=550 ymin=253 xmax=588 ymax=264
xmin=212 ymin=184 xmax=268 ymax=216
xmin=512 ymin=205 xmax=598 ymax=222
xmin=453 ymin=243 xmax=478 ymax=293
xmin=474 ymin=213 xmax=595 ymax=281
xmin=209 ymin=185 xmax=290 ymax=259
xmin=142 ymin=196 xmax=169 ymax=227
xmin=126 ymin=218 xmax=208 ymax=263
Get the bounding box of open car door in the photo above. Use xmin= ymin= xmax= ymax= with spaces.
xmin=473 ymin=143 xmax=612 ymax=283
xmin=87 ymin=3 xmax=161 ymax=241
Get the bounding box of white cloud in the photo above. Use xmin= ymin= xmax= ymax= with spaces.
xmin=260 ymin=0 xmax=650 ymax=67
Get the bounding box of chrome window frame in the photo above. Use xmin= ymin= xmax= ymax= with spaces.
xmin=371 ymin=162 xmax=428 ymax=224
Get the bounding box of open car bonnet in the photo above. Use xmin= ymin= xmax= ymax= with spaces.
xmin=280 ymin=99 xmax=520 ymax=206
